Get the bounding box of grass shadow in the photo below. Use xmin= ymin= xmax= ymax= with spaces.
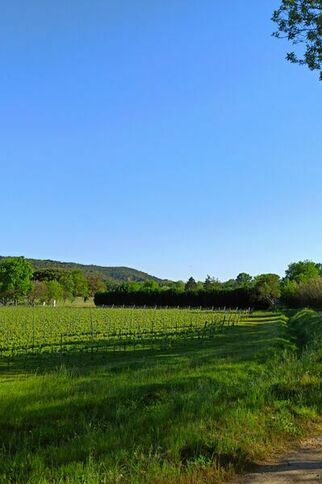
xmin=0 ymin=314 xmax=288 ymax=377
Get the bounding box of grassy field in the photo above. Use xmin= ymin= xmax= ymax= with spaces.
xmin=0 ymin=308 xmax=321 ymax=483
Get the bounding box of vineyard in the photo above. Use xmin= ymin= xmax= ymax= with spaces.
xmin=0 ymin=306 xmax=249 ymax=360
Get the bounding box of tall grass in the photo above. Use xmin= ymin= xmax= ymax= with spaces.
xmin=0 ymin=311 xmax=321 ymax=482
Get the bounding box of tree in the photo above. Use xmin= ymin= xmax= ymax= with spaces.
xmin=28 ymin=281 xmax=48 ymax=304
xmin=236 ymin=272 xmax=253 ymax=286
xmin=87 ymin=275 xmax=106 ymax=297
xmin=254 ymin=274 xmax=281 ymax=307
xmin=272 ymin=1 xmax=322 ymax=80
xmin=33 ymin=268 xmax=64 ymax=282
xmin=204 ymin=275 xmax=212 ymax=290
xmin=58 ymin=271 xmax=75 ymax=301
xmin=285 ymin=260 xmax=321 ymax=283
xmin=204 ymin=275 xmax=221 ymax=290
xmin=46 ymin=280 xmax=64 ymax=304
xmin=71 ymin=270 xmax=89 ymax=299
xmin=280 ymin=277 xmax=298 ymax=305
xmin=291 ymin=276 xmax=322 ymax=308
xmin=185 ymin=277 xmax=197 ymax=291
xmin=0 ymin=257 xmax=33 ymax=304
xmin=282 ymin=276 xmax=322 ymax=308
xmin=142 ymin=280 xmax=160 ymax=292
xmin=222 ymin=279 xmax=238 ymax=290
xmin=171 ymin=280 xmax=185 ymax=292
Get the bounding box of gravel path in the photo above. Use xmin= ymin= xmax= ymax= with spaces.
xmin=237 ymin=436 xmax=322 ymax=483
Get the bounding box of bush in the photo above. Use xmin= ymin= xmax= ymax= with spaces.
xmin=288 ymin=309 xmax=322 ymax=348
xmin=282 ymin=277 xmax=322 ymax=308
xmin=94 ymin=287 xmax=260 ymax=308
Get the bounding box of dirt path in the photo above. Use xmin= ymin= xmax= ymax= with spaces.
xmin=237 ymin=436 xmax=322 ymax=483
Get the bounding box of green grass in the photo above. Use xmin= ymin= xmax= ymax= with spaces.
xmin=0 ymin=310 xmax=321 ymax=483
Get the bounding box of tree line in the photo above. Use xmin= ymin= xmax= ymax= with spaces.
xmin=95 ymin=261 xmax=322 ymax=309
xmin=0 ymin=257 xmax=105 ymax=305
xmin=94 ymin=273 xmax=279 ymax=309
xmin=2 ymin=257 xmax=322 ymax=309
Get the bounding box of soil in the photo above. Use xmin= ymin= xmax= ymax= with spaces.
xmin=237 ymin=436 xmax=322 ymax=483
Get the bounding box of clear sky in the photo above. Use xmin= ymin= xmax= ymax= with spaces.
xmin=1 ymin=1 xmax=322 ymax=281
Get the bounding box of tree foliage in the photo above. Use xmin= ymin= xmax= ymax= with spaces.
xmin=282 ymin=276 xmax=322 ymax=308
xmin=285 ymin=259 xmax=321 ymax=283
xmin=254 ymin=274 xmax=281 ymax=307
xmin=87 ymin=275 xmax=106 ymax=297
xmin=47 ymin=280 xmax=64 ymax=303
xmin=272 ymin=0 xmax=322 ymax=79
xmin=28 ymin=281 xmax=48 ymax=304
xmin=236 ymin=272 xmax=253 ymax=286
xmin=185 ymin=277 xmax=198 ymax=292
xmin=71 ymin=270 xmax=89 ymax=299
xmin=0 ymin=257 xmax=33 ymax=304
xmin=4 ymin=255 xmax=322 ymax=309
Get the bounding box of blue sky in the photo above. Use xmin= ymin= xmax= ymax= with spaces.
xmin=1 ymin=1 xmax=322 ymax=281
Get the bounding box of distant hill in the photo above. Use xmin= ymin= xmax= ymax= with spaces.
xmin=0 ymin=256 xmax=163 ymax=283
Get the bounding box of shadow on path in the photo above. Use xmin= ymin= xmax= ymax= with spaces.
xmin=238 ymin=436 xmax=322 ymax=483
